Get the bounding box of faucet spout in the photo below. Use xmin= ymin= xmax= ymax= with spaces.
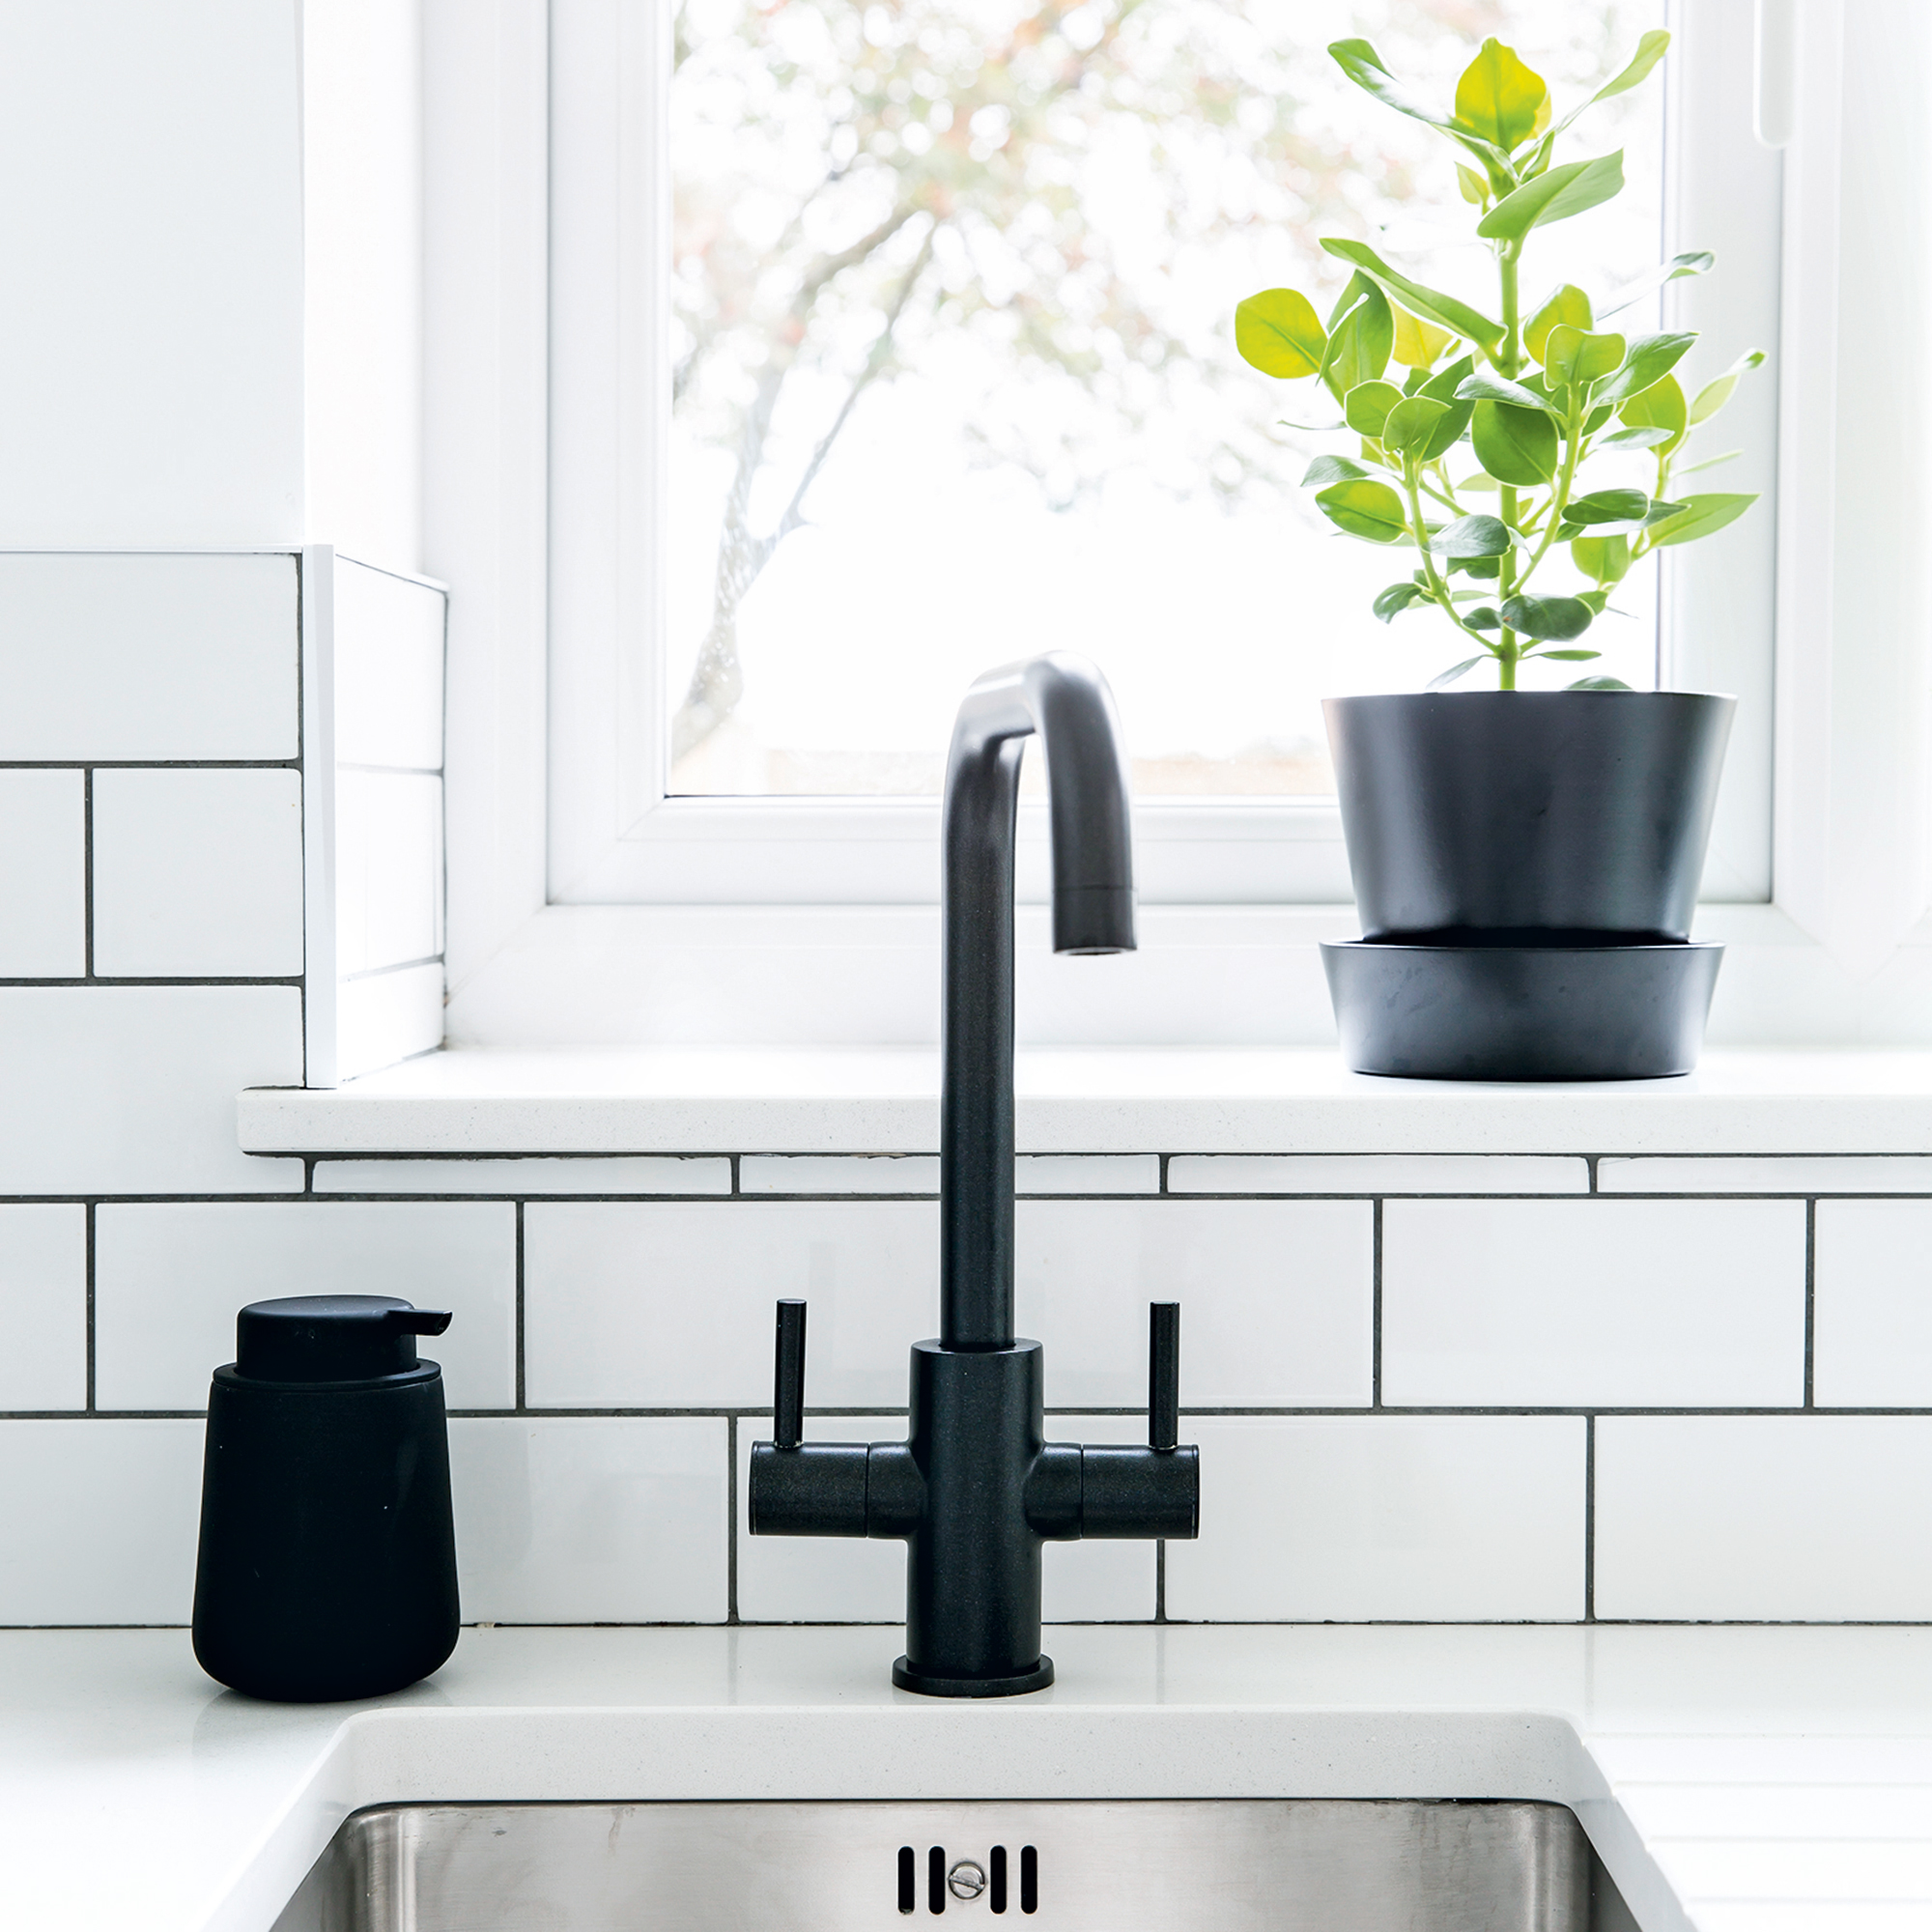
xmin=943 ymin=652 xmax=1134 ymax=1350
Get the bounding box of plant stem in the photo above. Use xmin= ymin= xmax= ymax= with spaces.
xmin=1402 ymin=460 xmax=1492 ymax=654
xmin=1494 ymin=240 xmax=1523 ymax=688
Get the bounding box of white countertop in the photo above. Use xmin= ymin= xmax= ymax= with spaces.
xmin=238 ymin=1046 xmax=1932 ymax=1155
xmin=11 ymin=1622 xmax=1930 ymax=1931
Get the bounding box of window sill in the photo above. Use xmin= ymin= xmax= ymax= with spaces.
xmin=238 ymin=1045 xmax=1932 ymax=1158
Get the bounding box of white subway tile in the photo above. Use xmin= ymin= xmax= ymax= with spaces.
xmin=1163 ymin=1415 xmax=1585 ymax=1621
xmin=449 ymin=1416 xmax=726 ymax=1623
xmin=525 ymin=1202 xmax=936 ymax=1408
xmin=336 ymin=959 xmax=444 ymax=1083
xmin=1169 ymin=1155 xmax=1588 ymax=1195
xmin=0 ymin=770 xmax=83 ymax=976
xmin=92 ymin=769 xmax=302 ymax=978
xmin=1595 ymin=1417 xmax=1932 ymax=1619
xmin=0 ymin=987 xmax=301 ymax=1193
xmin=1017 ymin=1199 xmax=1373 ymax=1407
xmin=0 ymin=1420 xmax=203 ymax=1623
xmin=1815 ymin=1201 xmax=1932 ymax=1406
xmin=1602 ymin=1155 xmax=1932 ymax=1194
xmin=316 ymin=1156 xmax=732 ymax=1196
xmin=0 ymin=1207 xmax=85 ymax=1411
xmin=96 ymin=1203 xmax=515 ymax=1411
xmin=333 ymin=560 xmax=444 ymax=771
xmin=0 ymin=554 xmax=297 ymax=759
xmin=1016 ymin=1155 xmax=1160 ymax=1195
xmin=1382 ymin=1200 xmax=1805 ymax=1408
xmin=739 ymin=1155 xmax=939 ymax=1195
xmin=335 ymin=769 xmax=442 ymax=973
xmin=732 ymin=1412 xmax=1153 ymax=1626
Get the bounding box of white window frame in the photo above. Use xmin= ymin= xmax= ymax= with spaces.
xmin=426 ymin=0 xmax=1932 ymax=1050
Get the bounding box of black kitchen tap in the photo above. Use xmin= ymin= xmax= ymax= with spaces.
xmin=747 ymin=652 xmax=1200 ymax=1695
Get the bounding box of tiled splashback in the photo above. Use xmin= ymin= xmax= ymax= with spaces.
xmin=7 ymin=1158 xmax=1932 ymax=1629
xmin=4 ymin=550 xmax=1932 ymax=1631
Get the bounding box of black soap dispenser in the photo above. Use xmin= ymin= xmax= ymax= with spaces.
xmin=191 ymin=1294 xmax=461 ymax=1702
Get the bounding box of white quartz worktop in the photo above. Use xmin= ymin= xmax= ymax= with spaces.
xmin=8 ymin=1623 xmax=1928 ymax=1932
xmin=238 ymin=1046 xmax=1932 ymax=1155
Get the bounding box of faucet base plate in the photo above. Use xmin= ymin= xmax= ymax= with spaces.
xmin=892 ymin=1654 xmax=1056 ymax=1698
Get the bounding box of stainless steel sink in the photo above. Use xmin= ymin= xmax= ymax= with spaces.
xmin=271 ymin=1799 xmax=1633 ymax=1930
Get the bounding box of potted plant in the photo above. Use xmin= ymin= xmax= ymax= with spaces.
xmin=1236 ymin=30 xmax=1759 ymax=1080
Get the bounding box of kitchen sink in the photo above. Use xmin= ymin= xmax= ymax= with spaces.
xmin=270 ymin=1798 xmax=1634 ymax=1930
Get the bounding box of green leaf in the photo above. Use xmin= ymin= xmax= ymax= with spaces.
xmin=1456 ymin=162 xmax=1490 ymax=205
xmin=1320 ymin=278 xmax=1395 ymax=403
xmin=1680 ymin=448 xmax=1741 ymax=474
xmin=1431 ymin=514 xmax=1516 ymax=558
xmin=1569 ymin=675 xmax=1634 ymax=691
xmin=1645 ymin=492 xmax=1758 ymax=548
xmin=1344 ymin=380 xmax=1405 ymax=436
xmin=1328 ymin=39 xmax=1518 ymax=186
xmin=1235 ymin=289 xmax=1326 ymax=379
xmin=1689 ymin=347 xmax=1768 ymax=424
xmin=1391 ymin=306 xmax=1456 ymax=368
xmin=1428 ymin=656 xmax=1489 ymax=690
xmin=1550 ymin=29 xmax=1671 ymax=136
xmin=1420 ymin=353 xmax=1475 ymax=402
xmin=1577 ymin=589 xmax=1612 ymax=614
xmin=1544 ymin=326 xmax=1627 ymax=388
xmin=1536 ymin=648 xmax=1602 ymax=661
xmin=1595 ymin=332 xmax=1698 ymax=406
xmin=1599 ymin=249 xmax=1716 ymax=319
xmin=1565 ymin=488 xmax=1650 ymax=526
xmin=1471 ymin=399 xmax=1558 ymax=485
xmin=1455 ymin=368 xmax=1559 ymax=414
xmin=1454 ymin=39 xmax=1548 ymax=151
xmin=1463 ymin=607 xmax=1501 ymax=630
xmin=1373 ymin=582 xmax=1428 ymax=622
xmin=1452 ymin=554 xmax=1501 ymax=579
xmin=1593 ymin=424 xmax=1674 ymax=452
xmin=1641 ymin=497 xmax=1690 ymax=526
xmin=1321 ymin=240 xmax=1507 ymax=358
xmin=1617 ymin=373 xmax=1689 ymax=457
xmin=1500 ymin=593 xmax=1594 ymax=640
xmin=1571 ymin=533 xmax=1632 ymax=584
xmin=1477 ymin=152 xmax=1625 ymax=242
xmin=1301 ymin=454 xmax=1373 ymax=488
xmin=1421 ymin=400 xmax=1475 ymax=462
xmin=1525 ymin=285 xmax=1593 ymax=364
xmin=1315 ymin=477 xmax=1410 ymax=543
xmin=1379 ymin=395 xmax=1452 ymax=455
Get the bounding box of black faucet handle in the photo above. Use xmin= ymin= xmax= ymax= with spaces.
xmin=774 ymin=1299 xmax=807 ymax=1449
xmin=1149 ymin=1301 xmax=1179 ymax=1450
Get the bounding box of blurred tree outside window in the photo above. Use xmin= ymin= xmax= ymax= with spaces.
xmin=668 ymin=0 xmax=1665 ymax=797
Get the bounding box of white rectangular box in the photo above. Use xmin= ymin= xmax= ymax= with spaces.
xmin=1815 ymin=1200 xmax=1932 ymax=1406
xmin=449 ymin=1416 xmax=726 ymax=1623
xmin=1595 ymin=1416 xmax=1932 ymax=1619
xmin=733 ymin=1412 xmax=1154 ymax=1627
xmin=0 ymin=770 xmax=83 ymax=976
xmin=0 ymin=554 xmax=297 ymax=758
xmin=96 ymin=1203 xmax=516 ymax=1411
xmin=0 ymin=1419 xmax=204 ymax=1623
xmin=1163 ymin=1415 xmax=1586 ymax=1622
xmin=333 ymin=559 xmax=443 ymax=771
xmin=1381 ymin=1199 xmax=1806 ymax=1407
xmin=315 ymin=1156 xmax=732 ymax=1196
xmin=0 ymin=1207 xmax=85 ymax=1411
xmin=92 ymin=768 xmax=304 ymax=978
xmin=1601 ymin=1155 xmax=1932 ymax=1193
xmin=525 ymin=1202 xmax=936 ymax=1409
xmin=1014 ymin=1198 xmax=1372 ymax=1407
xmin=0 ymin=987 xmax=302 ymax=1193
xmin=1170 ymin=1155 xmax=1589 ymax=1195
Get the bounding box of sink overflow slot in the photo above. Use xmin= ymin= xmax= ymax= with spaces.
xmin=898 ymin=1847 xmax=916 ymax=1916
xmin=900 ymin=1841 xmax=1036 ymax=1916
xmin=1020 ymin=1845 xmax=1037 ymax=1915
xmin=929 ymin=1846 xmax=946 ymax=1915
xmin=990 ymin=1845 xmax=1008 ymax=1914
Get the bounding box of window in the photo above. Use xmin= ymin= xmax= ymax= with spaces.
xmin=431 ymin=0 xmax=1932 ymax=1047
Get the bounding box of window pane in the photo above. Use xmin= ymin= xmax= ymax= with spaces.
xmin=667 ymin=0 xmax=1666 ymax=797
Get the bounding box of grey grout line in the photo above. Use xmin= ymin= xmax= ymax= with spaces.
xmin=726 ymin=1414 xmax=740 ymax=1625
xmin=1583 ymin=1414 xmax=1596 ymax=1623
xmin=1370 ymin=1200 xmax=1383 ymax=1409
xmin=80 ymin=769 xmax=93 ymax=978
xmin=1804 ymin=1198 xmax=1817 ymax=1408
xmin=1586 ymin=1154 xmax=1600 ymax=1193
xmin=0 ymin=977 xmax=305 ymax=988
xmin=0 ymin=759 xmax=300 ymax=771
xmin=1154 ymin=1541 xmax=1167 ymax=1623
xmin=82 ymin=1203 xmax=96 ymax=1414
xmin=514 ymin=1202 xmax=527 ymax=1412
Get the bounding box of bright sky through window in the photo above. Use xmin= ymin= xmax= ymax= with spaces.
xmin=667 ymin=0 xmax=1666 ymax=797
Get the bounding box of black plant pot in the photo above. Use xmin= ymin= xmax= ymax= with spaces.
xmin=1321 ymin=691 xmax=1735 ymax=1082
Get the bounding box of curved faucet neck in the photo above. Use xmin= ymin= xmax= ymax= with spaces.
xmin=939 ymin=654 xmax=1135 ymax=1350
